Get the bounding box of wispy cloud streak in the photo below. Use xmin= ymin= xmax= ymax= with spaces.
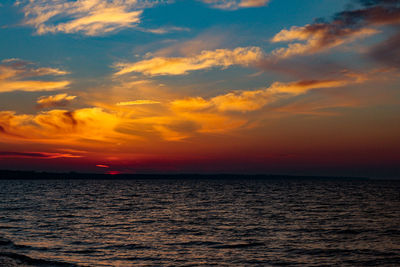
xmin=0 ymin=59 xmax=70 ymax=93
xmin=0 ymin=151 xmax=82 ymax=159
xmin=37 ymin=93 xmax=77 ymax=108
xmin=116 ymin=100 xmax=160 ymax=106
xmin=18 ymin=0 xmax=167 ymax=35
xmin=172 ymin=73 xmax=366 ymax=113
xmin=114 ymin=47 xmax=264 ymax=76
xmin=202 ymin=0 xmax=269 ymax=10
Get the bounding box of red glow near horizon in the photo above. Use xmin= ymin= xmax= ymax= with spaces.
xmin=107 ymin=171 xmax=122 ymax=175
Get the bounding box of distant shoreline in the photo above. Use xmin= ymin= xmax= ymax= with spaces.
xmin=0 ymin=170 xmax=372 ymax=181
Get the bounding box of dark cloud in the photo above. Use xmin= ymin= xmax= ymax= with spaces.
xmin=0 ymin=151 xmax=80 ymax=159
xmin=0 ymin=151 xmax=54 ymax=158
xmin=356 ymin=0 xmax=399 ymax=7
xmin=342 ymin=0 xmax=400 ymax=68
xmin=63 ymin=111 xmax=78 ymax=126
xmin=335 ymin=0 xmax=400 ymax=26
xmin=302 ymin=0 xmax=400 ymax=49
xmin=256 ymin=56 xmax=348 ymax=79
xmin=266 ymin=0 xmax=400 ymax=74
xmin=369 ymin=32 xmax=400 ymax=68
xmin=166 ymin=120 xmax=201 ymax=133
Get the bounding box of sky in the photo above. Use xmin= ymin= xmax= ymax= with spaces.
xmin=0 ymin=0 xmax=399 ymax=177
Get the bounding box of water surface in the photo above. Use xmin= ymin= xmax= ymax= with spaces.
xmin=0 ymin=179 xmax=399 ymax=266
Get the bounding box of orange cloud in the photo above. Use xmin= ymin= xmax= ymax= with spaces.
xmin=0 ymin=72 xmax=370 ymax=145
xmin=116 ymin=100 xmax=160 ymax=106
xmin=157 ymin=74 xmax=370 ymax=140
xmin=37 ymin=94 xmax=77 ymax=108
xmin=0 ymin=107 xmax=126 ymax=145
xmin=128 ymin=110 xmax=246 ymax=141
xmin=114 ymin=47 xmax=264 ymax=76
xmin=268 ymin=79 xmax=356 ymax=94
xmin=0 ymin=151 xmax=82 ymax=159
xmin=271 ymin=26 xmax=377 ymax=58
xmin=170 ymin=97 xmax=212 ymax=111
xmin=0 ymin=80 xmax=70 ymax=93
xmin=0 ymin=59 xmax=70 ymax=93
xmin=34 ymin=108 xmax=122 ymax=140
xmin=210 ymin=89 xmax=271 ymax=112
xmin=171 ymin=75 xmax=364 ymax=113
xmin=19 ymin=0 xmax=158 ymax=36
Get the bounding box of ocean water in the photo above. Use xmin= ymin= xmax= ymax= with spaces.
xmin=0 ymin=178 xmax=399 ymax=266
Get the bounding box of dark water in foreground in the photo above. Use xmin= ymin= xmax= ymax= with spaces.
xmin=0 ymin=179 xmax=399 ymax=266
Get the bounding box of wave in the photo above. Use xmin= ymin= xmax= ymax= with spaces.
xmin=0 ymin=252 xmax=79 ymax=267
xmin=0 ymin=236 xmax=78 ymax=267
xmin=102 ymin=243 xmax=152 ymax=250
xmin=167 ymin=241 xmax=222 ymax=246
xmin=211 ymin=242 xmax=265 ymax=249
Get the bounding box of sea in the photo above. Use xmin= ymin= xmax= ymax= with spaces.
xmin=0 ymin=178 xmax=399 ymax=266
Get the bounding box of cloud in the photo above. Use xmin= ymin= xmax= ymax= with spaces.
xmin=0 ymin=59 xmax=70 ymax=93
xmin=271 ymin=25 xmax=378 ymax=59
xmin=138 ymin=26 xmax=190 ymax=34
xmin=159 ymin=73 xmax=367 ymax=139
xmin=0 ymin=151 xmax=82 ymax=159
xmin=131 ymin=113 xmax=246 ymax=141
xmin=270 ymin=0 xmax=400 ymax=59
xmin=369 ymin=32 xmax=400 ymax=68
xmin=210 ymin=89 xmax=271 ymax=112
xmin=151 ymin=31 xmax=229 ymax=57
xmin=268 ymin=78 xmax=360 ymax=94
xmin=171 ymin=74 xmax=366 ymax=113
xmin=202 ymin=0 xmax=269 ymax=10
xmin=0 ymin=80 xmax=70 ymax=93
xmin=18 ymin=0 xmax=167 ymax=36
xmin=33 ymin=108 xmax=119 ymax=137
xmin=338 ymin=0 xmax=400 ymax=26
xmin=96 ymin=164 xmax=109 ymax=168
xmin=0 ymin=71 xmax=371 ymax=144
xmin=116 ymin=100 xmax=160 ymax=106
xmin=114 ymin=46 xmax=264 ymax=76
xmin=169 ymin=97 xmax=213 ymax=111
xmin=37 ymin=93 xmax=77 ymax=108
xmin=0 ymin=103 xmax=246 ymax=143
xmin=0 ymin=108 xmax=125 ymax=144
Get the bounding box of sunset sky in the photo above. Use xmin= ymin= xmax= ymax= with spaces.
xmin=0 ymin=0 xmax=399 ymax=177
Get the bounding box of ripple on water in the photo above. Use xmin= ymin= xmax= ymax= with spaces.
xmin=0 ymin=179 xmax=399 ymax=266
